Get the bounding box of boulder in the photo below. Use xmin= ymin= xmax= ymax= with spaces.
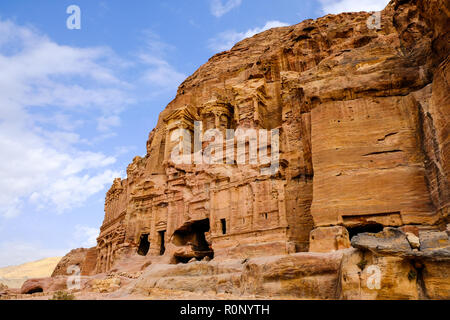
xmin=351 ymin=228 xmax=412 ymax=254
xmin=419 ymin=231 xmax=450 ymax=251
xmin=406 ymin=233 xmax=421 ymax=249
xmin=21 ymin=277 xmax=67 ymax=294
xmin=51 ymin=248 xmax=89 ymax=277
xmin=309 ymin=226 xmax=351 ymax=253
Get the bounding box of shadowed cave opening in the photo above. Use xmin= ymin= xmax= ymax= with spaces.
xmin=159 ymin=230 xmax=166 ymax=255
xmin=347 ymin=223 xmax=384 ymax=240
xmin=220 ymin=218 xmax=227 ymax=234
xmin=137 ymin=233 xmax=150 ymax=256
xmin=172 ymin=218 xmax=214 ymax=263
xmin=25 ymin=287 xmax=43 ymax=294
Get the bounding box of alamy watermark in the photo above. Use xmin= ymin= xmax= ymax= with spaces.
xmin=66 ymin=5 xmax=81 ymax=30
xmin=66 ymin=265 xmax=81 ymax=290
xmin=366 ymin=265 xmax=381 ymax=290
xmin=169 ymin=121 xmax=279 ymax=175
xmin=366 ymin=11 xmax=381 ymax=30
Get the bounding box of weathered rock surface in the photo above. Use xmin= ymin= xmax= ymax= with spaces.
xmin=90 ymin=278 xmax=122 ymax=293
xmin=51 ymin=248 xmax=96 ymax=277
xmin=309 ymin=226 xmax=351 ymax=252
xmin=339 ymin=246 xmax=450 ymax=299
xmin=92 ymin=0 xmax=449 ymax=273
xmin=81 ymin=247 xmax=99 ymax=276
xmin=419 ymin=230 xmax=450 ymax=251
xmin=132 ymin=251 xmax=346 ymax=299
xmin=0 ymin=282 xmax=8 ymax=296
xmin=241 ymin=251 xmax=345 ymax=299
xmin=39 ymin=0 xmax=450 ymax=300
xmin=345 ymin=226 xmax=450 ymax=299
xmin=351 ymin=227 xmax=414 ymax=254
xmin=339 ymin=249 xmax=422 ymax=299
xmin=352 ymin=227 xmax=450 ymax=259
xmin=21 ymin=277 xmax=69 ymax=294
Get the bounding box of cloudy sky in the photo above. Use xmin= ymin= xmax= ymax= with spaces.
xmin=0 ymin=0 xmax=389 ymax=267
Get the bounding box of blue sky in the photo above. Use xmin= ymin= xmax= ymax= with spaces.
xmin=0 ymin=0 xmax=389 ymax=267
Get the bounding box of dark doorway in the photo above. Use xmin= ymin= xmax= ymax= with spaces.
xmin=159 ymin=230 xmax=166 ymax=255
xmin=221 ymin=218 xmax=227 ymax=235
xmin=25 ymin=287 xmax=43 ymax=294
xmin=174 ymin=256 xmax=192 ymax=264
xmin=172 ymin=218 xmax=214 ymax=263
xmin=347 ymin=223 xmax=384 ymax=240
xmin=137 ymin=233 xmax=150 ymax=256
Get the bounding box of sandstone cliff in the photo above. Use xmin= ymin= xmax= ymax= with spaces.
xmin=18 ymin=0 xmax=448 ymax=300
xmin=97 ymin=0 xmax=448 ymax=261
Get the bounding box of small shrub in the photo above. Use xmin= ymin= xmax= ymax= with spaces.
xmin=49 ymin=291 xmax=76 ymax=300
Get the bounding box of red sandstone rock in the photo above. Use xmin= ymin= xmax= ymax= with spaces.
xmin=21 ymin=277 xmax=68 ymax=294
xmin=31 ymin=0 xmax=448 ymax=300
xmin=309 ymin=226 xmax=351 ymax=252
xmin=52 ymin=248 xmax=88 ymax=277
xmin=81 ymin=247 xmax=98 ymax=276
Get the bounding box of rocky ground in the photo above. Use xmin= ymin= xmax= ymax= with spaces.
xmin=2 ymin=226 xmax=449 ymax=300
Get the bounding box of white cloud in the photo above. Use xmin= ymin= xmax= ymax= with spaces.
xmin=0 ymin=20 xmax=186 ymax=219
xmin=97 ymin=115 xmax=121 ymax=132
xmin=209 ymin=20 xmax=289 ymax=52
xmin=0 ymin=241 xmax=69 ymax=268
xmin=139 ymin=55 xmax=186 ymax=89
xmin=210 ymin=0 xmax=242 ymax=17
xmin=318 ymin=0 xmax=390 ymax=14
xmin=0 ymin=19 xmax=125 ymax=217
xmin=73 ymin=225 xmax=99 ymax=248
xmin=137 ymin=31 xmax=187 ymax=91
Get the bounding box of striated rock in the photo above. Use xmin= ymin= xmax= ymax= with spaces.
xmin=132 ymin=251 xmax=346 ymax=299
xmin=81 ymin=247 xmax=98 ymax=276
xmin=21 ymin=277 xmax=68 ymax=294
xmin=351 ymin=227 xmax=413 ymax=253
xmin=109 ymin=253 xmax=154 ymax=273
xmin=339 ymin=245 xmax=450 ymax=300
xmin=52 ymin=248 xmax=88 ymax=277
xmin=339 ymin=249 xmax=421 ymax=300
xmin=422 ymin=259 xmax=450 ymax=299
xmin=419 ymin=230 xmax=450 ymax=251
xmin=20 ymin=276 xmax=92 ymax=295
xmin=26 ymin=0 xmax=447 ymax=300
xmin=90 ymin=0 xmax=449 ymax=276
xmin=400 ymin=225 xmax=420 ymax=237
xmin=309 ymin=226 xmax=351 ymax=252
xmin=241 ymin=251 xmax=346 ymax=299
xmin=132 ymin=259 xmax=244 ymax=296
xmin=351 ymin=227 xmax=450 ymax=258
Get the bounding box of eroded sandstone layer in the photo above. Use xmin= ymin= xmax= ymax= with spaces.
xmin=9 ymin=0 xmax=448 ymax=300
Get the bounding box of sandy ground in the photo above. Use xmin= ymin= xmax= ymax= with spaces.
xmin=0 ymin=257 xmax=62 ymax=288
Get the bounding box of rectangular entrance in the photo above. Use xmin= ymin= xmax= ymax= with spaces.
xmin=159 ymin=230 xmax=166 ymax=255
